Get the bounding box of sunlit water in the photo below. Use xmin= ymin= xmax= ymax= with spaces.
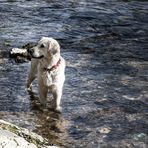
xmin=0 ymin=0 xmax=148 ymax=147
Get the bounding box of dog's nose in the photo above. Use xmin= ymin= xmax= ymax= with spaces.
xmin=27 ymin=48 xmax=34 ymax=54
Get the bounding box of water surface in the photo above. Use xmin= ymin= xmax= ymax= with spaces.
xmin=0 ymin=0 xmax=148 ymax=147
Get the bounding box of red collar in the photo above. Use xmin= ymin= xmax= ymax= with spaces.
xmin=44 ymin=59 xmax=61 ymax=73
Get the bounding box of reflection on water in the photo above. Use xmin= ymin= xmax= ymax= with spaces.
xmin=0 ymin=0 xmax=148 ymax=147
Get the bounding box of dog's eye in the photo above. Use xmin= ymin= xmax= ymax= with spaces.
xmin=40 ymin=44 xmax=45 ymax=48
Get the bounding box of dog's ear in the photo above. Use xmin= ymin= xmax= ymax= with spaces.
xmin=48 ymin=40 xmax=60 ymax=55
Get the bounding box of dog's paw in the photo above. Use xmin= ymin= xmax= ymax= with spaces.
xmin=55 ymin=106 xmax=62 ymax=113
xmin=26 ymin=84 xmax=32 ymax=92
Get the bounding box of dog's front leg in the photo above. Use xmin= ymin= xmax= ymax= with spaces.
xmin=38 ymin=79 xmax=48 ymax=107
xmin=51 ymin=85 xmax=62 ymax=112
xmin=27 ymin=71 xmax=36 ymax=91
xmin=27 ymin=59 xmax=38 ymax=91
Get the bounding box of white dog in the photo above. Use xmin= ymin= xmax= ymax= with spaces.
xmin=27 ymin=37 xmax=65 ymax=112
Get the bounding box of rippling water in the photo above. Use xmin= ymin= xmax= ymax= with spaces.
xmin=0 ymin=0 xmax=148 ymax=147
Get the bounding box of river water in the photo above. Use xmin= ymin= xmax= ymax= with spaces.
xmin=0 ymin=0 xmax=148 ymax=147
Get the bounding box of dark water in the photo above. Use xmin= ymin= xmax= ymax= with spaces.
xmin=0 ymin=0 xmax=148 ymax=147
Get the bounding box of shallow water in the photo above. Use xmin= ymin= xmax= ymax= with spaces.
xmin=0 ymin=0 xmax=148 ymax=147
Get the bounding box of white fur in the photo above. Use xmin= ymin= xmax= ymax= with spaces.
xmin=27 ymin=37 xmax=65 ymax=112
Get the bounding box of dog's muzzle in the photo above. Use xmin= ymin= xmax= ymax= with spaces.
xmin=27 ymin=48 xmax=44 ymax=59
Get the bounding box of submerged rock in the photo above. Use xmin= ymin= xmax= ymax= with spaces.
xmin=0 ymin=120 xmax=59 ymax=148
xmin=9 ymin=42 xmax=36 ymax=62
xmin=9 ymin=48 xmax=31 ymax=63
xmin=10 ymin=48 xmax=28 ymax=57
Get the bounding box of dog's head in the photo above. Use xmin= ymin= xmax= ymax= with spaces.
xmin=28 ymin=37 xmax=60 ymax=59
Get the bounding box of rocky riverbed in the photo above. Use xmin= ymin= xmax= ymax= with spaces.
xmin=0 ymin=120 xmax=58 ymax=148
